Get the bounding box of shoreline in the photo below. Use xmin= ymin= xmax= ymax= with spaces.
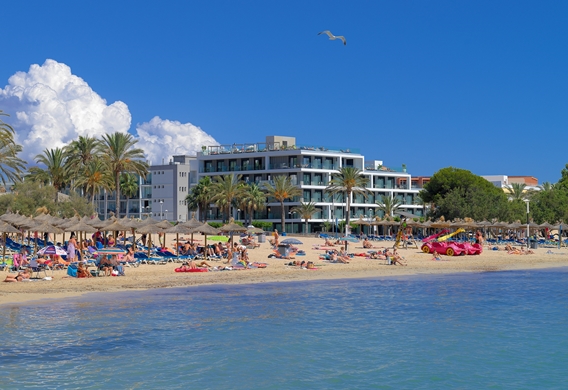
xmin=2 ymin=235 xmax=568 ymax=306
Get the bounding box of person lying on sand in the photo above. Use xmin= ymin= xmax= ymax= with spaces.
xmin=4 ymin=270 xmax=31 ymax=282
xmin=179 ymin=260 xmax=213 ymax=270
xmin=367 ymin=251 xmax=386 ymax=260
xmin=324 ymin=239 xmax=335 ymax=246
xmin=286 ymin=260 xmax=317 ymax=269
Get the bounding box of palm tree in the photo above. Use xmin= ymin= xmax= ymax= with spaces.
xmin=504 ymin=183 xmax=529 ymax=201
xmin=325 ymin=167 xmax=369 ymax=235
xmin=414 ymin=193 xmax=427 ymax=218
xmin=97 ymin=132 xmax=148 ymax=210
xmin=0 ymin=110 xmax=17 ymax=145
xmin=240 ymin=183 xmax=266 ymax=225
xmin=35 ymin=147 xmax=67 ymax=201
xmin=264 ymin=175 xmax=302 ymax=231
xmin=210 ymin=174 xmax=246 ymax=222
xmin=120 ymin=173 xmax=139 ymax=217
xmin=539 ymin=182 xmax=555 ymax=192
xmin=0 ymin=110 xmax=26 ymax=186
xmin=0 ymin=139 xmax=26 ymax=186
xmin=185 ymin=176 xmax=214 ymax=221
xmin=73 ymin=158 xmax=114 ymax=204
xmin=64 ymin=135 xmax=99 ymax=188
xmin=25 ymin=167 xmax=51 ymax=186
xmin=291 ymin=201 xmax=320 ymax=234
xmin=376 ymin=194 xmax=403 ymax=218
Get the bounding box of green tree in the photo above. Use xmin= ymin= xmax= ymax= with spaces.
xmin=64 ymin=135 xmax=99 ymax=192
xmin=0 ymin=110 xmax=17 ymax=145
xmin=420 ymin=167 xmax=507 ymax=220
xmin=530 ymin=188 xmax=568 ymax=224
xmin=97 ymin=132 xmax=148 ymax=208
xmin=210 ymin=174 xmax=245 ymax=222
xmin=240 ymin=183 xmax=266 ymax=225
xmin=291 ymin=201 xmax=320 ymax=234
xmin=325 ymin=167 xmax=368 ymax=234
xmin=539 ymin=182 xmax=555 ymax=192
xmin=376 ymin=194 xmax=402 ymax=218
xmin=73 ymin=158 xmax=114 ymax=204
xmin=120 ymin=173 xmax=139 ymax=217
xmin=264 ymin=175 xmax=302 ymax=231
xmin=25 ymin=167 xmax=51 ymax=186
xmin=35 ymin=147 xmax=68 ymax=201
xmin=0 ymin=110 xmax=27 ymax=185
xmin=504 ymin=183 xmax=530 ymax=201
xmin=185 ymin=176 xmax=214 ymax=221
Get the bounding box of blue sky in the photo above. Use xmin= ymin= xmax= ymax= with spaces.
xmin=2 ymin=1 xmax=567 ymax=183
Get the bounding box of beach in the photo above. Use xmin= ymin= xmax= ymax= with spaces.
xmin=2 ymin=234 xmax=568 ymax=306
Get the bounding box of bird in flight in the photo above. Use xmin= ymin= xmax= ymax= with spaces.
xmin=318 ymin=30 xmax=346 ymax=45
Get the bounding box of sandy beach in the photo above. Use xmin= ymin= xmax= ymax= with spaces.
xmin=2 ymin=235 xmax=568 ymax=306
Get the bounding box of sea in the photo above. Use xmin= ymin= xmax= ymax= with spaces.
xmin=1 ymin=268 xmax=567 ymax=389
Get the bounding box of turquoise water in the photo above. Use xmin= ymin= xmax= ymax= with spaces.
xmin=1 ymin=269 xmax=568 ymax=389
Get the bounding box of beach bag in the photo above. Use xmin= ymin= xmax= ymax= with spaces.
xmin=67 ymin=264 xmax=78 ymax=278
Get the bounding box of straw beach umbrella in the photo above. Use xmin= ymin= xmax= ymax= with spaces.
xmin=0 ymin=222 xmax=21 ymax=261
xmin=165 ymin=223 xmax=195 ymax=257
xmin=219 ymin=220 xmax=247 ymax=245
xmin=180 ymin=217 xmax=204 ymax=243
xmin=190 ymin=223 xmax=221 ymax=261
xmin=136 ymin=224 xmax=167 ymax=257
xmin=65 ymin=221 xmax=98 ymax=253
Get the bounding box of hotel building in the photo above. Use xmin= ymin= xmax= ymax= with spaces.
xmin=196 ymin=135 xmax=422 ymax=233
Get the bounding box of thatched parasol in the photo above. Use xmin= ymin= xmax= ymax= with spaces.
xmin=0 ymin=222 xmax=21 ymax=261
xmin=66 ymin=221 xmax=98 ymax=252
xmin=219 ymin=220 xmax=247 ymax=245
xmin=165 ymin=223 xmax=196 ymax=257
xmin=190 ymin=223 xmax=221 ymax=261
xmin=136 ymin=224 xmax=167 ymax=257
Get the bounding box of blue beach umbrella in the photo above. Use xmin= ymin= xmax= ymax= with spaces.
xmin=281 ymin=238 xmax=303 ymax=245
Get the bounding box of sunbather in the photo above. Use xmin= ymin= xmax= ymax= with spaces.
xmin=4 ymin=270 xmax=31 ymax=282
xmin=77 ymin=262 xmax=92 ymax=278
xmin=179 ymin=260 xmax=213 ymax=270
xmin=324 ymin=239 xmax=335 ymax=246
xmin=362 ymin=238 xmax=374 ymax=249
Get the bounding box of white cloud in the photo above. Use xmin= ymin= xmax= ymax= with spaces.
xmin=0 ymin=59 xmax=219 ymax=166
xmin=0 ymin=59 xmax=131 ymax=163
xmin=136 ymin=117 xmax=218 ymax=165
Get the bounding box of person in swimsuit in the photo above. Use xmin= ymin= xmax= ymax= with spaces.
xmin=67 ymin=233 xmax=77 ymax=262
xmin=4 ymin=270 xmax=31 ymax=282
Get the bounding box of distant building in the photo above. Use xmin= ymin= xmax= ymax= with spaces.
xmin=94 ymin=155 xmax=197 ymax=221
xmin=196 ymin=135 xmax=421 ymax=233
xmin=481 ymin=175 xmax=540 ymax=192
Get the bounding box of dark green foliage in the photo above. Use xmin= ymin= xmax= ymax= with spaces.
xmin=251 ymin=221 xmax=273 ymax=230
xmin=0 ymin=181 xmax=94 ymax=217
xmin=422 ymin=167 xmax=512 ymax=221
xmin=420 ymin=167 xmax=502 ymax=204
xmin=530 ymin=188 xmax=568 ymax=224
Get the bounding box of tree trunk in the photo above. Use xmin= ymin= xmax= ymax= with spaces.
xmin=280 ymin=200 xmax=285 ymax=233
xmin=115 ymin=172 xmax=121 ymax=218
xmin=345 ymin=191 xmax=351 ymax=235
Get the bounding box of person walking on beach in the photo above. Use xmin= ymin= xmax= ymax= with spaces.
xmin=67 ymin=233 xmax=77 ymax=262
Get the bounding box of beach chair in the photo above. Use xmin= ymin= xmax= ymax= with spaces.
xmin=29 ymin=258 xmax=50 ymax=278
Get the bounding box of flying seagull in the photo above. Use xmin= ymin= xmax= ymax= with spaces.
xmin=318 ymin=30 xmax=346 ymax=45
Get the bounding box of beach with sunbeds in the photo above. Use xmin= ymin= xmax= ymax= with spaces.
xmin=2 ymin=233 xmax=568 ymax=306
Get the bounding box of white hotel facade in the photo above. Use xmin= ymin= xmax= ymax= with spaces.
xmin=94 ymin=135 xmax=423 ymax=232
xmin=196 ymin=135 xmax=422 ymax=233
